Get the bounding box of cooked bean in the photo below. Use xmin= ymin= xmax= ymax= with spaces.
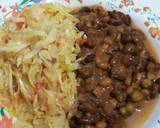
xmin=95 ymin=54 xmax=110 ymax=69
xmin=99 ymin=77 xmax=113 ymax=88
xmin=69 ymin=118 xmax=77 ymax=128
xmin=93 ymin=86 xmax=106 ymax=98
xmin=109 ymin=11 xmax=131 ymax=25
xmin=96 ymin=121 xmax=108 ymax=128
xmin=125 ymin=103 xmax=135 ymax=113
xmin=122 ymin=55 xmax=138 ymax=66
xmin=103 ymin=100 xmax=117 ymax=115
xmin=96 ymin=44 xmax=110 ymax=69
xmin=147 ymin=72 xmax=156 ymax=80
xmin=78 ymin=65 xmax=93 ymax=78
xmin=142 ymin=89 xmax=150 ymax=99
xmin=71 ymin=5 xmax=160 ymax=128
xmin=121 ymin=32 xmax=132 ymax=43
xmin=76 ymin=22 xmax=85 ymax=31
xmin=124 ymin=43 xmax=136 ymax=55
xmin=78 ymin=93 xmax=87 ymax=102
xmin=117 ymin=93 xmax=127 ymax=103
xmin=85 ymin=125 xmax=96 ymax=128
xmin=103 ymin=36 xmax=113 ymax=45
xmin=155 ymin=78 xmax=160 ymax=93
xmin=78 ymin=113 xmax=101 ymax=124
xmin=141 ymin=79 xmax=151 ymax=88
xmin=80 ymin=7 xmax=92 ymax=13
xmin=110 ymin=56 xmax=120 ymax=66
xmin=127 ymin=86 xmax=134 ymax=95
xmin=125 ymin=77 xmax=132 ymax=86
xmin=147 ymin=62 xmax=156 ymax=72
xmin=156 ymin=78 xmax=160 ymax=84
xmin=85 ymin=76 xmax=97 ymax=91
xmin=120 ymin=107 xmax=127 ymax=115
xmin=140 ymin=50 xmax=150 ymax=59
xmin=84 ymin=54 xmax=95 ymax=63
xmin=137 ymin=58 xmax=147 ymax=71
xmin=131 ymin=29 xmax=145 ymax=43
xmin=111 ymin=64 xmax=128 ymax=80
xmin=135 ymin=42 xmax=144 ymax=53
xmin=79 ymin=101 xmax=97 ymax=113
xmin=131 ymin=91 xmax=144 ymax=102
xmin=150 ymin=83 xmax=159 ymax=98
xmin=108 ymin=18 xmax=123 ymax=26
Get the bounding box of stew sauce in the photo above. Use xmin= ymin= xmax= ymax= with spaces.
xmin=70 ymin=5 xmax=160 ymax=128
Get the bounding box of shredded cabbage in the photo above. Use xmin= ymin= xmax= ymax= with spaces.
xmin=0 ymin=3 xmax=82 ymax=128
xmin=0 ymin=43 xmax=28 ymax=52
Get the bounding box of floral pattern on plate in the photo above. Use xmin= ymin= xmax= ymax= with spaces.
xmin=0 ymin=0 xmax=160 ymax=40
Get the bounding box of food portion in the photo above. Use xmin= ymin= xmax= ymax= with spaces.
xmin=70 ymin=6 xmax=160 ymax=128
xmin=0 ymin=4 xmax=83 ymax=128
xmin=0 ymin=3 xmax=160 ymax=128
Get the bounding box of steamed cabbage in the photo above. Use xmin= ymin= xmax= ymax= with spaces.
xmin=0 ymin=4 xmax=83 ymax=128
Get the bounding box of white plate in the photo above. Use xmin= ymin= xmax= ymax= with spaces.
xmin=0 ymin=0 xmax=160 ymax=128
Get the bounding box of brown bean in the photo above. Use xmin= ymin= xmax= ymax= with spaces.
xmin=140 ymin=50 xmax=150 ymax=59
xmin=150 ymin=83 xmax=159 ymax=98
xmin=72 ymin=5 xmax=160 ymax=128
xmin=141 ymin=79 xmax=151 ymax=88
xmin=84 ymin=37 xmax=97 ymax=48
xmin=137 ymin=58 xmax=147 ymax=71
xmin=147 ymin=72 xmax=156 ymax=80
xmin=121 ymin=32 xmax=132 ymax=43
xmin=103 ymin=99 xmax=117 ymax=115
xmin=93 ymin=86 xmax=106 ymax=98
xmin=76 ymin=22 xmax=85 ymax=31
xmin=85 ymin=76 xmax=97 ymax=91
xmin=85 ymin=125 xmax=96 ymax=128
xmin=125 ymin=77 xmax=132 ymax=86
xmin=99 ymin=77 xmax=113 ymax=88
xmin=135 ymin=42 xmax=144 ymax=53
xmin=131 ymin=90 xmax=144 ymax=102
xmin=108 ymin=18 xmax=123 ymax=26
xmin=103 ymin=36 xmax=113 ymax=45
xmin=125 ymin=103 xmax=135 ymax=113
xmin=117 ymin=26 xmax=125 ymax=33
xmin=120 ymin=107 xmax=127 ymax=115
xmin=156 ymin=78 xmax=160 ymax=84
xmin=95 ymin=44 xmax=110 ymax=69
xmin=78 ymin=93 xmax=87 ymax=102
xmin=110 ymin=98 xmax=118 ymax=108
xmin=142 ymin=89 xmax=150 ymax=99
xmin=109 ymin=11 xmax=131 ymax=25
xmin=111 ymin=64 xmax=128 ymax=80
xmin=95 ymin=54 xmax=110 ymax=69
xmin=79 ymin=101 xmax=97 ymax=113
xmin=69 ymin=118 xmax=77 ymax=128
xmin=96 ymin=120 xmax=108 ymax=128
xmin=118 ymin=93 xmax=127 ymax=103
xmin=147 ymin=62 xmax=156 ymax=72
xmin=127 ymin=86 xmax=134 ymax=95
xmin=80 ymin=7 xmax=92 ymax=13
xmin=110 ymin=56 xmax=120 ymax=66
xmin=124 ymin=43 xmax=136 ymax=55
xmin=122 ymin=55 xmax=138 ymax=66
xmin=131 ymin=29 xmax=145 ymax=43
xmin=78 ymin=113 xmax=100 ymax=124
xmin=84 ymin=54 xmax=95 ymax=63
xmin=78 ymin=65 xmax=93 ymax=78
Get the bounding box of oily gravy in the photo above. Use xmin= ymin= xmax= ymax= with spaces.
xmin=125 ymin=39 xmax=160 ymax=128
xmin=125 ymin=98 xmax=159 ymax=128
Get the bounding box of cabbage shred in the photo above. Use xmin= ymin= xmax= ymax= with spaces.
xmin=0 ymin=4 xmax=82 ymax=128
